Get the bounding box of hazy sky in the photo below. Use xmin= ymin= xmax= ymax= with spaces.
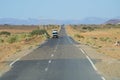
xmin=0 ymin=0 xmax=119 ymax=20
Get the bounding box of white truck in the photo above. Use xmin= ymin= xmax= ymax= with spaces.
xmin=52 ymin=30 xmax=59 ymax=38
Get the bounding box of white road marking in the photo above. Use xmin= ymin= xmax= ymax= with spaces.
xmin=9 ymin=50 xmax=33 ymax=67
xmin=80 ymin=48 xmax=106 ymax=80
xmin=45 ymin=68 xmax=48 ymax=71
xmin=86 ymin=56 xmax=98 ymax=71
xmin=87 ymin=55 xmax=106 ymax=80
xmin=101 ymin=76 xmax=106 ymax=80
xmin=51 ymin=54 xmax=54 ymax=57
xmin=80 ymin=48 xmax=85 ymax=55
xmin=45 ymin=38 xmax=60 ymax=73
xmin=10 ymin=58 xmax=20 ymax=67
xmin=54 ymin=39 xmax=60 ymax=53
xmin=80 ymin=48 xmax=98 ymax=71
xmin=48 ymin=60 xmax=52 ymax=63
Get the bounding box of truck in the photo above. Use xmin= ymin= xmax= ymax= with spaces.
xmin=52 ymin=30 xmax=59 ymax=38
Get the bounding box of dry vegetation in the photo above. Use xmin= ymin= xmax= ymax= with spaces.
xmin=66 ymin=24 xmax=120 ymax=59
xmin=0 ymin=24 xmax=60 ymax=73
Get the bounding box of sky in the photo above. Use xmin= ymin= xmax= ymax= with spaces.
xmin=0 ymin=0 xmax=120 ymax=20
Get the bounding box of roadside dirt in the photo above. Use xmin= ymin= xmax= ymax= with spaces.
xmin=77 ymin=44 xmax=120 ymax=80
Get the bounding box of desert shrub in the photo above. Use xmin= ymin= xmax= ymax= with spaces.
xmin=82 ymin=27 xmax=88 ymax=29
xmin=7 ymin=35 xmax=19 ymax=43
xmin=86 ymin=41 xmax=92 ymax=45
xmin=20 ymin=33 xmax=27 ymax=38
xmin=16 ymin=34 xmax=28 ymax=42
xmin=82 ymin=27 xmax=94 ymax=31
xmin=98 ymin=46 xmax=102 ymax=48
xmin=27 ymin=33 xmax=33 ymax=37
xmin=30 ymin=29 xmax=45 ymax=36
xmin=19 ymin=33 xmax=33 ymax=40
xmin=91 ymin=37 xmax=98 ymax=40
xmin=99 ymin=37 xmax=110 ymax=42
xmin=30 ymin=29 xmax=50 ymax=38
xmin=74 ymin=34 xmax=84 ymax=38
xmin=44 ymin=32 xmax=50 ymax=38
xmin=0 ymin=31 xmax=11 ymax=36
xmin=25 ymin=37 xmax=32 ymax=41
xmin=73 ymin=27 xmax=77 ymax=29
xmin=0 ymin=38 xmax=4 ymax=43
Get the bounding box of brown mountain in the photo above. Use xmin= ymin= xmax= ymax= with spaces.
xmin=105 ymin=19 xmax=120 ymax=24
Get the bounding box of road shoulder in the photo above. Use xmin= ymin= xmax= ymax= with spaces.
xmin=76 ymin=44 xmax=120 ymax=80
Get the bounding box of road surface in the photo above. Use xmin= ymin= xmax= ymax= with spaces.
xmin=0 ymin=26 xmax=104 ymax=80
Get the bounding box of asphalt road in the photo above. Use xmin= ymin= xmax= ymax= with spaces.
xmin=0 ymin=27 xmax=103 ymax=80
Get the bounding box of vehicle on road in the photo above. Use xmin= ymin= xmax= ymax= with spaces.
xmin=52 ymin=30 xmax=59 ymax=38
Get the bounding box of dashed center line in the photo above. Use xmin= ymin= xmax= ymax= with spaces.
xmin=48 ymin=60 xmax=52 ymax=63
xmin=51 ymin=54 xmax=54 ymax=57
xmin=45 ymin=68 xmax=48 ymax=71
xmin=54 ymin=39 xmax=60 ymax=53
xmin=44 ymin=39 xmax=60 ymax=73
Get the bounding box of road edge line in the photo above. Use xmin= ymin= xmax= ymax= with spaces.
xmin=9 ymin=40 xmax=47 ymax=67
xmin=10 ymin=58 xmax=20 ymax=67
xmin=86 ymin=55 xmax=98 ymax=71
xmin=80 ymin=48 xmax=106 ymax=80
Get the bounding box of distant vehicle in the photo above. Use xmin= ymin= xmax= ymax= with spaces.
xmin=52 ymin=30 xmax=59 ymax=38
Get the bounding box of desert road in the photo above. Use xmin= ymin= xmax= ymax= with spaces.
xmin=0 ymin=26 xmax=104 ymax=80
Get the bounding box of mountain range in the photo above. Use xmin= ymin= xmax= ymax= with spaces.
xmin=105 ymin=19 xmax=120 ymax=24
xmin=0 ymin=17 xmax=119 ymax=25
